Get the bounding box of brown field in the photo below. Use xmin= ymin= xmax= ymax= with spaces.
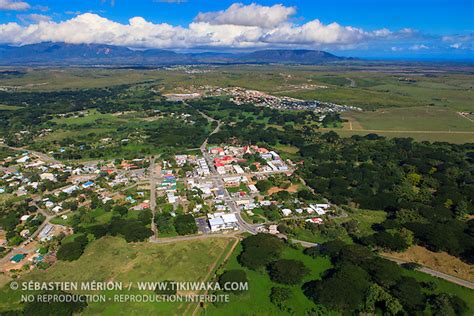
xmin=268 ymin=184 xmax=299 ymax=195
xmin=382 ymin=245 xmax=474 ymax=282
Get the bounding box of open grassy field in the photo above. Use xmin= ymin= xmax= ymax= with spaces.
xmin=204 ymin=243 xmax=335 ymax=316
xmin=319 ymin=105 xmax=474 ymax=144
xmin=0 ymin=104 xmax=22 ymax=110
xmin=0 ymin=236 xmax=234 ymax=315
xmin=343 ymin=106 xmax=473 ymax=132
xmin=334 ymin=209 xmax=387 ymax=237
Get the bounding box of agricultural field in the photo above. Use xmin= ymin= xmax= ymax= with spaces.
xmin=0 ymin=236 xmax=235 ymax=315
xmin=322 ymin=106 xmax=474 ymax=143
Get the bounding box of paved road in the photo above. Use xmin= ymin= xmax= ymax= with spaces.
xmin=2 ymin=145 xmax=59 ymax=163
xmin=148 ymin=156 xmax=158 ymax=239
xmin=149 ymin=231 xmax=240 ymax=244
xmin=381 ymin=256 xmax=474 ymax=290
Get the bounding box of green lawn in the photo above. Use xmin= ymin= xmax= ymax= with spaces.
xmin=204 ymin=243 xmax=335 ymax=316
xmin=334 ymin=209 xmax=387 ymax=237
xmin=51 ymin=110 xmax=117 ymax=126
xmin=0 ymin=236 xmax=233 ymax=315
xmin=0 ymin=104 xmax=22 ymax=110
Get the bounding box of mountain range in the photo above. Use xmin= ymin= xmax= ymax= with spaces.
xmin=0 ymin=42 xmax=347 ymax=66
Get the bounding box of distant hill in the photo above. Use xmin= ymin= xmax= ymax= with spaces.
xmin=239 ymin=49 xmax=342 ymax=64
xmin=0 ymin=42 xmax=347 ymax=66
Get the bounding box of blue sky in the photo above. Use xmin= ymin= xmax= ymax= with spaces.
xmin=0 ymin=0 xmax=472 ymax=59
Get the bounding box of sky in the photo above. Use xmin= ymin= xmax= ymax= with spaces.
xmin=0 ymin=0 xmax=473 ymax=59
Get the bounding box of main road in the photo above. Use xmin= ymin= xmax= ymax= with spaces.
xmin=148 ymin=156 xmax=158 ymax=239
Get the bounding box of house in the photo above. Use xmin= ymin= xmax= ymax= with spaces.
xmin=248 ymin=184 xmax=259 ymax=193
xmin=20 ymin=214 xmax=31 ymax=222
xmin=223 ymin=176 xmax=248 ymax=186
xmin=268 ymin=224 xmax=279 ymax=234
xmin=45 ymin=201 xmax=54 ymax=208
xmin=62 ymin=185 xmax=79 ymax=195
xmin=305 ymin=218 xmax=324 ymax=224
xmin=38 ymin=224 xmax=54 ymax=241
xmin=167 ymin=192 xmax=177 ymax=204
xmin=10 ymin=253 xmax=26 ymax=263
xmin=82 ymin=181 xmax=94 ymax=189
xmin=281 ymin=208 xmax=292 ymax=217
xmin=233 ymin=165 xmax=244 ymax=174
xmin=52 ymin=206 xmax=63 ymax=213
xmin=40 ymin=173 xmax=57 ymax=182
xmin=216 ymin=166 xmax=226 ymax=175
xmin=16 ymin=156 xmax=30 ymax=163
xmin=209 ymin=147 xmax=224 ymax=155
xmin=309 ymin=204 xmax=327 ymax=215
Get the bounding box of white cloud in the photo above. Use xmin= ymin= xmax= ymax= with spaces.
xmin=0 ymin=3 xmax=418 ymax=50
xmin=195 ymin=3 xmax=296 ymax=28
xmin=409 ymin=44 xmax=429 ymax=50
xmin=0 ymin=0 xmax=30 ymax=10
xmin=391 ymin=46 xmax=403 ymax=51
xmin=17 ymin=13 xmax=51 ymax=24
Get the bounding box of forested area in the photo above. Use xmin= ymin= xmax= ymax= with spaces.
xmin=208 ymin=116 xmax=474 ymax=264
xmin=299 ymin=133 xmax=474 ymax=263
xmin=303 ymin=240 xmax=468 ymax=314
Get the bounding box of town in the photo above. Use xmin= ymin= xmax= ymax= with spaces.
xmin=0 ymin=140 xmax=334 ymax=276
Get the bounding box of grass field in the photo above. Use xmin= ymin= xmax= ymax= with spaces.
xmin=0 ymin=104 xmax=22 ymax=110
xmin=334 ymin=209 xmax=387 ymax=237
xmin=204 ymin=243 xmax=335 ymax=316
xmin=320 ymin=106 xmax=474 ymax=144
xmin=0 ymin=236 xmax=234 ymax=315
xmin=343 ymin=106 xmax=473 ymax=132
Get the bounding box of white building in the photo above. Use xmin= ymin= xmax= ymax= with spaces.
xmin=208 ymin=213 xmax=238 ymax=232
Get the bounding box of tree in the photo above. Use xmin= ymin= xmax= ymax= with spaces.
xmin=238 ymin=234 xmax=284 ymax=270
xmin=113 ymin=205 xmax=128 ymax=216
xmin=392 ymin=277 xmax=425 ymax=313
xmin=56 ymin=235 xmax=88 ymax=261
xmin=364 ymin=257 xmax=402 ymax=288
xmin=430 ymin=293 xmax=468 ymax=316
xmin=255 ymin=180 xmax=273 ymax=193
xmin=268 ymin=259 xmax=310 ymax=285
xmin=218 ymin=270 xmax=247 ymax=294
xmin=304 ymin=264 xmax=371 ymax=313
xmin=174 ymin=214 xmax=197 ymax=235
xmin=155 ymin=213 xmax=175 ymax=234
xmin=270 ymin=287 xmax=293 ymax=309
xmin=364 ymin=284 xmax=403 ymax=315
